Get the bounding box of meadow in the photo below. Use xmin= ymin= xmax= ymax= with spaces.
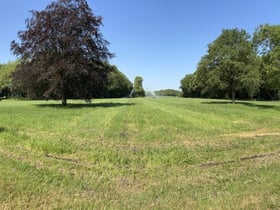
xmin=0 ymin=97 xmax=280 ymax=209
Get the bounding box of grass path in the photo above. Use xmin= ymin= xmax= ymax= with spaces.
xmin=0 ymin=98 xmax=280 ymax=209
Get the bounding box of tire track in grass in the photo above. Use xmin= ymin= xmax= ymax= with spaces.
xmin=120 ymin=99 xmax=182 ymax=142
xmin=102 ymin=101 xmax=130 ymax=141
xmin=144 ymin=98 xmax=262 ymax=139
xmin=200 ymin=150 xmax=280 ymax=167
xmin=59 ymin=99 xmax=130 ymax=147
xmin=142 ymin=98 xmax=224 ymax=139
xmin=140 ymin=99 xmax=280 ymax=166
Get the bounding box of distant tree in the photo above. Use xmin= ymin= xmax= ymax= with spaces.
xmin=104 ymin=64 xmax=132 ymax=98
xmin=196 ymin=28 xmax=260 ymax=103
xmin=132 ymin=76 xmax=145 ymax=97
xmin=11 ymin=0 xmax=113 ymax=105
xmin=0 ymin=61 xmax=18 ymax=97
xmin=154 ymin=89 xmax=182 ymax=97
xmin=253 ymin=24 xmax=280 ymax=100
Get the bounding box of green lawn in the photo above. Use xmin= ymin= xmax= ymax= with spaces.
xmin=1 ymin=97 xmax=280 ymax=209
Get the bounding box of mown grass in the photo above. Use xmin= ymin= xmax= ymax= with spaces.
xmin=0 ymin=97 xmax=280 ymax=209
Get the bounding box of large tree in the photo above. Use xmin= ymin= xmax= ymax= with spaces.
xmin=196 ymin=28 xmax=260 ymax=103
xmin=11 ymin=0 xmax=113 ymax=105
xmin=253 ymin=24 xmax=280 ymax=99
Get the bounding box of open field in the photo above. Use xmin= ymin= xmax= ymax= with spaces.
xmin=1 ymin=97 xmax=280 ymax=209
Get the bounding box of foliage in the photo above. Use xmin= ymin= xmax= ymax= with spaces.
xmin=154 ymin=89 xmax=182 ymax=97
xmin=198 ymin=28 xmax=260 ymax=103
xmin=0 ymin=98 xmax=280 ymax=209
xmin=11 ymin=0 xmax=113 ymax=105
xmin=181 ymin=28 xmax=261 ymax=102
xmin=253 ymin=24 xmax=280 ymax=100
xmin=180 ymin=73 xmax=201 ymax=97
xmin=0 ymin=61 xmax=18 ymax=97
xmin=104 ymin=64 xmax=132 ymax=98
xmin=132 ymin=76 xmax=145 ymax=97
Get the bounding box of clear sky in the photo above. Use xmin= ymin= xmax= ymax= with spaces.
xmin=1 ymin=0 xmax=280 ymax=90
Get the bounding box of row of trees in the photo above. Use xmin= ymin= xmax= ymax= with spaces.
xmin=154 ymin=89 xmax=181 ymax=97
xmin=0 ymin=60 xmax=142 ymax=99
xmin=181 ymin=25 xmax=280 ymax=102
xmin=8 ymin=0 xmax=279 ymax=104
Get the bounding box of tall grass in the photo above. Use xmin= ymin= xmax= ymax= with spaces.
xmin=0 ymin=98 xmax=280 ymax=209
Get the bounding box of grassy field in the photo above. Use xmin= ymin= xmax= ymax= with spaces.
xmin=0 ymin=97 xmax=280 ymax=209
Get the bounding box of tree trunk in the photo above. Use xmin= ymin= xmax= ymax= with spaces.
xmin=232 ymin=90 xmax=236 ymax=104
xmin=62 ymin=97 xmax=67 ymax=106
xmin=274 ymin=90 xmax=279 ymax=100
xmin=266 ymin=90 xmax=273 ymax=101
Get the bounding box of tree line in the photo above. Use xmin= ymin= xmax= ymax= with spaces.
xmin=0 ymin=0 xmax=147 ymax=104
xmin=180 ymin=25 xmax=280 ymax=103
xmin=154 ymin=89 xmax=181 ymax=97
xmin=0 ymin=60 xmax=139 ymax=100
xmin=2 ymin=0 xmax=279 ymax=104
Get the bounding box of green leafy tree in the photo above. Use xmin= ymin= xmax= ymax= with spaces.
xmin=104 ymin=64 xmax=132 ymax=98
xmin=132 ymin=76 xmax=145 ymax=97
xmin=11 ymin=0 xmax=113 ymax=105
xmin=253 ymin=24 xmax=280 ymax=99
xmin=196 ymin=28 xmax=260 ymax=103
xmin=0 ymin=61 xmax=18 ymax=97
xmin=180 ymin=73 xmax=201 ymax=97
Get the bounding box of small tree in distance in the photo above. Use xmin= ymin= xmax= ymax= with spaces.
xmin=11 ymin=0 xmax=113 ymax=105
xmin=132 ymin=76 xmax=145 ymax=97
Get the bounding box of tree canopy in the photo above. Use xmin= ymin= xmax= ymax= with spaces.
xmin=180 ymin=74 xmax=200 ymax=98
xmin=132 ymin=76 xmax=145 ymax=97
xmin=11 ymin=0 xmax=113 ymax=105
xmin=253 ymin=24 xmax=280 ymax=99
xmin=198 ymin=29 xmax=260 ymax=103
xmin=154 ymin=89 xmax=182 ymax=97
xmin=0 ymin=61 xmax=18 ymax=97
xmin=104 ymin=64 xmax=132 ymax=98
xmin=181 ymin=28 xmax=263 ymax=102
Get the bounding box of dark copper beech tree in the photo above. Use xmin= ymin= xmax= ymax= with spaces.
xmin=11 ymin=0 xmax=113 ymax=105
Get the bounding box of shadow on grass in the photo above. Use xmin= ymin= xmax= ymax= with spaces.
xmin=35 ymin=102 xmax=135 ymax=109
xmin=201 ymin=101 xmax=278 ymax=109
xmin=0 ymin=127 xmax=5 ymax=132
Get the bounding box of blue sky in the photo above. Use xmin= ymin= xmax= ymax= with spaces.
xmin=1 ymin=0 xmax=280 ymax=90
